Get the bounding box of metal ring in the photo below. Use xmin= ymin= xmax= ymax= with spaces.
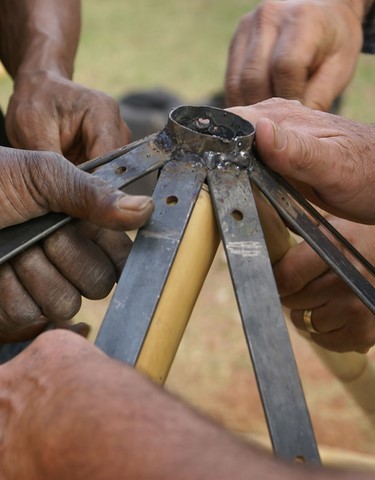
xmin=303 ymin=309 xmax=320 ymax=334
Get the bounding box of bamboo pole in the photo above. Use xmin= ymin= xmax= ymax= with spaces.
xmin=309 ymin=345 xmax=375 ymax=426
xmin=135 ymin=185 xmax=220 ymax=384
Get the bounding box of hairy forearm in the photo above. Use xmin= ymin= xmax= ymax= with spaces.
xmin=0 ymin=0 xmax=80 ymax=79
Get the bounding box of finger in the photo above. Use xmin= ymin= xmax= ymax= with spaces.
xmin=63 ymin=322 xmax=91 ymax=339
xmin=5 ymin=152 xmax=154 ymax=231
xmin=281 ymin=271 xmax=346 ymax=311
xmin=237 ymin=10 xmax=279 ymax=104
xmin=308 ymin=307 xmax=375 ymax=353
xmin=42 ymin=224 xmax=117 ymax=299
xmin=10 ymin=245 xmax=82 ymax=322
xmin=291 ymin=305 xmax=342 ymax=336
xmin=273 ymin=241 xmax=328 ymax=297
xmin=282 ymin=271 xmax=355 ymax=320
xmin=0 ymin=262 xmax=48 ymax=341
xmin=225 ymin=13 xmax=253 ymax=106
xmin=74 ymin=221 xmax=133 ymax=279
xmin=79 ymin=97 xmax=132 ymax=159
xmin=290 ymin=289 xmax=372 ymax=337
xmin=315 ymin=329 xmax=374 ymax=354
xmin=6 ymin=99 xmax=64 ymax=154
xmin=228 ymin=98 xmax=308 ymax=127
xmin=271 ymin=21 xmax=320 ymax=102
xmin=254 ymin=117 xmax=356 ymax=212
xmin=304 ymin=55 xmax=358 ymax=111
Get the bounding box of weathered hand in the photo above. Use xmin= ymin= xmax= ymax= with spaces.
xmin=5 ymin=70 xmax=131 ymax=163
xmin=225 ymin=0 xmax=364 ymax=110
xmin=273 ymin=217 xmax=375 ymax=353
xmin=230 ymin=98 xmax=375 ymax=223
xmin=2 ymin=70 xmax=136 ymax=340
xmin=0 ymin=330 xmax=122 ymax=479
xmin=0 ymin=146 xmax=153 ymax=341
xmin=0 ymin=330 xmax=287 ymax=480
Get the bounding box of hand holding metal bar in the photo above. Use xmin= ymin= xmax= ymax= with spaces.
xmin=0 ymin=105 xmax=374 ymax=464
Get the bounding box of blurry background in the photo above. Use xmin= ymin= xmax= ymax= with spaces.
xmin=0 ymin=0 xmax=374 ymax=121
xmin=0 ymin=0 xmax=374 ymax=466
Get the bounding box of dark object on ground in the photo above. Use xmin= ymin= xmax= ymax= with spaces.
xmin=119 ymin=88 xmax=183 ymax=141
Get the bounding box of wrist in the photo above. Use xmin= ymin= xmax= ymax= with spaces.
xmin=2 ymin=0 xmax=81 ymax=81
xmin=15 ymin=37 xmax=75 ymax=80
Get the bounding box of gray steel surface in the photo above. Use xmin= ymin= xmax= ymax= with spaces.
xmin=208 ymin=168 xmax=320 ymax=463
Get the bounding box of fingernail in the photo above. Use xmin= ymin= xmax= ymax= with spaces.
xmin=117 ymin=195 xmax=153 ymax=211
xmin=271 ymin=121 xmax=287 ymax=150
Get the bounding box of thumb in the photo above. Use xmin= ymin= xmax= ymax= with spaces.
xmin=0 ymin=148 xmax=154 ymax=231
xmin=255 ymin=117 xmax=323 ymax=178
xmin=37 ymin=152 xmax=154 ymax=231
xmin=254 ymin=118 xmax=346 ymax=208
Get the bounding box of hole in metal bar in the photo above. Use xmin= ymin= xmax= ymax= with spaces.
xmin=115 ymin=166 xmax=127 ymax=175
xmin=231 ymin=209 xmax=243 ymax=221
xmin=294 ymin=456 xmax=306 ymax=464
xmin=166 ymin=195 xmax=179 ymax=206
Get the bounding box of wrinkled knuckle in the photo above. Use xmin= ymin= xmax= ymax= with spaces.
xmin=239 ymin=67 xmax=265 ymax=98
xmin=254 ymin=1 xmax=282 ymax=24
xmin=0 ymin=309 xmax=45 ymax=342
xmin=272 ymin=56 xmax=299 ymax=80
xmin=0 ymin=312 xmax=32 ymax=335
xmin=240 ymin=66 xmax=258 ymax=88
xmin=225 ymin=80 xmax=241 ymax=107
xmin=226 ymin=75 xmax=239 ymax=92
xmin=95 ymin=90 xmax=119 ymax=112
xmin=81 ymin=266 xmax=116 ymax=300
xmin=288 ymin=130 xmax=316 ymax=170
xmin=26 ymin=150 xmax=66 ymax=182
xmin=258 ymin=97 xmax=290 ymax=110
xmin=43 ymin=289 xmax=81 ymax=321
xmin=8 ymin=101 xmax=38 ymax=126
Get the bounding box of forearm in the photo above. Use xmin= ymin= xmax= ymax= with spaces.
xmin=2 ymin=330 xmax=374 ymax=479
xmin=0 ymin=0 xmax=80 ymax=79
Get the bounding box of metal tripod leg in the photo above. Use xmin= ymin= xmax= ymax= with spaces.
xmin=208 ymin=168 xmax=320 ymax=463
xmin=95 ymin=160 xmax=207 ymax=365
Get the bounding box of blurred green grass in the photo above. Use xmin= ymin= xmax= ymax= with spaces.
xmin=0 ymin=0 xmax=373 ymax=121
xmin=76 ymin=0 xmax=254 ymax=101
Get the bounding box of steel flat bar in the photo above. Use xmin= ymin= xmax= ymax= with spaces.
xmin=0 ymin=134 xmax=169 ymax=265
xmin=208 ymin=168 xmax=320 ymax=464
xmin=275 ymin=173 xmax=375 ymax=276
xmin=95 ymin=160 xmax=206 ymax=364
xmin=248 ymin=154 xmax=375 ymax=314
xmin=79 ymin=134 xmax=156 ymax=173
